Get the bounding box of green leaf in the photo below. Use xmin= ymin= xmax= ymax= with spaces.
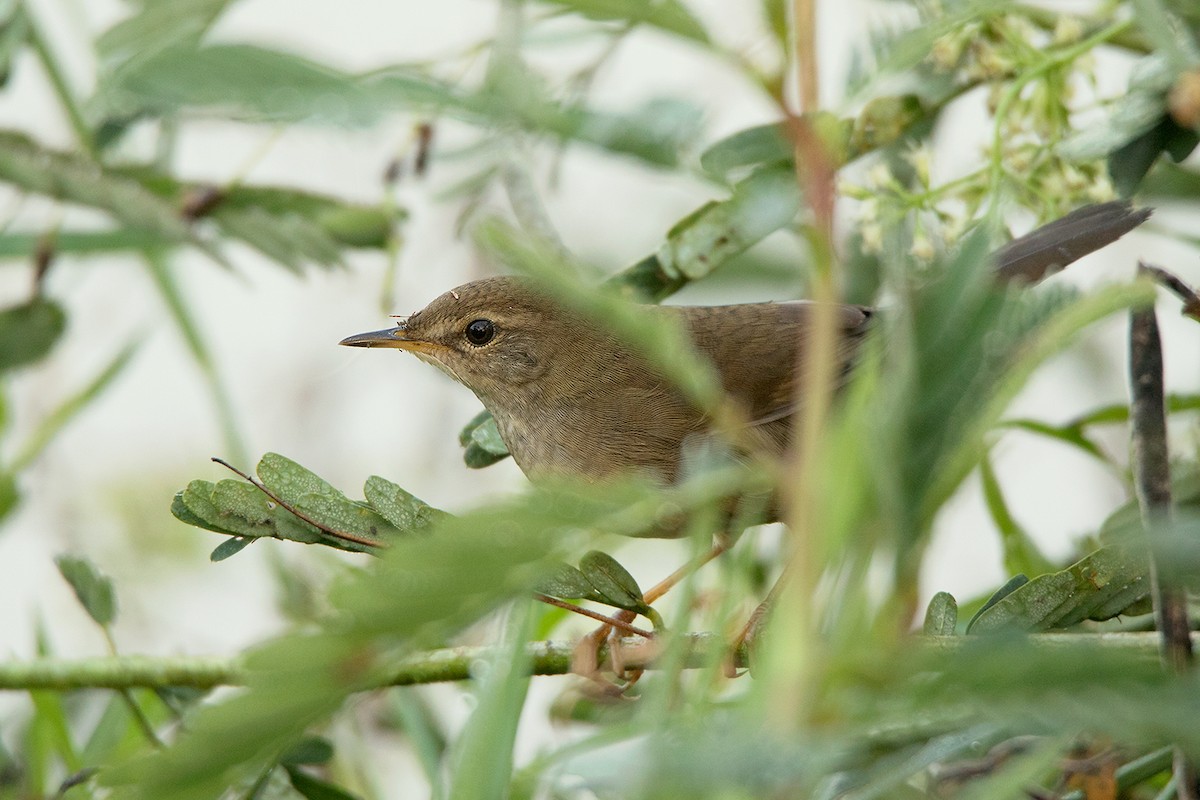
xmin=1130 ymin=0 xmax=1200 ymax=73
xmin=445 ymin=604 xmax=535 ymax=800
xmin=922 ymin=591 xmax=957 ymax=635
xmin=208 ymin=205 xmax=344 ymax=273
xmin=657 ymin=165 xmax=802 ymax=282
xmin=578 ymin=551 xmax=647 ymax=613
xmin=924 ymin=280 xmax=1156 ymax=529
xmin=209 ymin=537 xmax=252 ymax=562
xmin=175 ymin=478 xmax=325 ymax=544
xmin=760 ymin=0 xmax=788 ymax=53
xmin=997 ymin=418 xmax=1109 ymax=463
xmin=99 ymin=40 xmax=702 ymax=167
xmin=257 ymin=453 xmax=400 ymax=545
xmin=968 ymin=546 xmax=1150 ymax=633
xmin=0 ymin=472 xmax=17 ymax=525
xmin=979 ymin=455 xmax=1053 ymax=577
xmin=1001 ymin=395 xmax=1200 ymax=467
xmin=104 ymin=480 xmax=595 ymax=799
xmin=99 ymin=43 xmax=381 ymax=126
xmin=362 ymin=475 xmax=446 ymax=532
xmin=0 ymin=298 xmax=65 ymax=372
xmin=96 ymin=0 xmax=234 ymax=63
xmin=1110 ymin=115 xmax=1200 ymax=197
xmin=699 ymin=123 xmax=791 ymax=179
xmin=1141 ymin=160 xmax=1200 ymax=201
xmin=285 ymin=766 xmax=360 ymax=800
xmin=0 ymin=182 xmax=399 ymax=270
xmin=0 ymin=131 xmax=223 ymax=263
xmin=280 ymin=737 xmax=334 ymax=766
xmin=80 ymin=691 xmax=169 ymax=766
xmin=966 ymin=574 xmax=1029 ymax=633
xmin=371 ymin=67 xmax=702 ymax=168
xmin=460 ymin=412 xmax=510 ymax=468
xmin=1061 ymin=54 xmax=1176 ymax=162
xmin=0 ymin=2 xmax=29 ymax=88
xmin=10 ymin=343 xmax=137 ymax=472
xmin=1075 ymin=393 xmax=1200 ymax=426
xmin=535 ymin=0 xmax=711 ymax=44
xmin=535 ymin=563 xmax=600 ymax=600
xmin=54 ymin=555 xmax=117 ymax=627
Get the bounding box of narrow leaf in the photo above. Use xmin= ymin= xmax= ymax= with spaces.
xmin=969 ymin=547 xmax=1150 ymax=633
xmin=0 ymin=473 xmax=17 ymax=524
xmin=979 ymin=454 xmax=1054 ymax=577
xmin=922 ymin=592 xmax=958 ymax=635
xmin=0 ymin=132 xmax=222 ymax=263
xmin=285 ymin=766 xmax=360 ymax=800
xmin=579 ymin=551 xmax=647 ymax=612
xmin=209 ymin=537 xmax=252 ymax=562
xmin=257 ymin=453 xmax=400 ymax=544
xmin=535 ymin=563 xmax=600 ymax=600
xmin=536 ymin=0 xmax=711 ymax=44
xmin=280 ymin=737 xmax=334 ymax=766
xmin=11 ymin=343 xmax=137 ymax=472
xmin=54 ymin=555 xmax=117 ymax=627
xmin=362 ymin=475 xmax=446 ymax=532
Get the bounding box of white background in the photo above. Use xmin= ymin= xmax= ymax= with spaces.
xmin=0 ymin=0 xmax=1195 ymax=795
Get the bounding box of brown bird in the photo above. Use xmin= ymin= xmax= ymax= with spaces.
xmin=340 ymin=202 xmax=1150 ymax=487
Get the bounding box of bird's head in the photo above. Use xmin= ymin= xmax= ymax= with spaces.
xmin=340 ymin=276 xmax=579 ymax=402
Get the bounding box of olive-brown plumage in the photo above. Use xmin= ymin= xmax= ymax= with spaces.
xmin=340 ymin=202 xmax=1149 ymax=484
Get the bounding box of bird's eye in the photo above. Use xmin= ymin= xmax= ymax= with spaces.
xmin=464 ymin=318 xmax=496 ymax=346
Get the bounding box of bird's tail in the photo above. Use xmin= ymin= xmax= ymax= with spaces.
xmin=991 ymin=201 xmax=1152 ymax=284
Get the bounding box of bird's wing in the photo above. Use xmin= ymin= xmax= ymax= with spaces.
xmin=678 ymin=301 xmax=873 ymax=440
xmin=991 ymin=201 xmax=1151 ymax=284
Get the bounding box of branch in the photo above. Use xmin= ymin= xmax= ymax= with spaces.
xmin=1129 ymin=275 xmax=1192 ymax=670
xmin=1129 ymin=266 xmax=1197 ymax=799
xmin=1140 ymin=263 xmax=1200 ymax=322
xmin=0 ymin=633 xmax=1193 ymax=692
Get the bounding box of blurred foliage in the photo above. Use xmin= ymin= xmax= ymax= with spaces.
xmin=0 ymin=0 xmax=1199 ymax=799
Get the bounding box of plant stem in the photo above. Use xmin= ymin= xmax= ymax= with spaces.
xmin=0 ymin=632 xmax=1187 ymax=691
xmin=1129 ymin=268 xmax=1197 ymax=799
xmin=21 ymin=0 xmax=96 ymax=159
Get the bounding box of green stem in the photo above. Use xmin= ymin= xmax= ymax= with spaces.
xmin=988 ymin=18 xmax=1133 ymax=200
xmin=1015 ymin=3 xmax=1152 ymax=54
xmin=102 ymin=628 xmax=165 ymax=749
xmin=142 ymin=249 xmax=249 ymax=465
xmin=21 ymin=0 xmax=96 ymax=159
xmin=0 ymin=632 xmax=1190 ymax=692
xmin=10 ymin=344 xmax=138 ymax=472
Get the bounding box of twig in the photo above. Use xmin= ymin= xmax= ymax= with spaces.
xmin=532 ymin=593 xmax=654 ymax=639
xmin=1140 ymin=262 xmax=1200 ymax=322
xmin=1129 ymin=265 xmax=1197 ymax=800
xmin=1128 ymin=288 xmax=1192 ymax=670
xmin=0 ymin=633 xmax=1191 ymax=692
xmin=211 ymin=458 xmax=385 ymax=549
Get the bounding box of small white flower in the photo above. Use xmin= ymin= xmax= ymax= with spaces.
xmin=905 ymin=148 xmax=932 ymax=187
xmin=860 ymin=197 xmax=880 ymax=223
xmin=862 ymin=222 xmax=884 ymax=254
xmin=867 ymin=163 xmax=893 ymax=189
xmin=910 ymin=232 xmax=935 ymax=261
xmin=1054 ymin=16 xmax=1084 ymax=45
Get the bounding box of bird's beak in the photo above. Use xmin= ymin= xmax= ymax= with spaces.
xmin=339 ymin=321 xmax=427 ymax=351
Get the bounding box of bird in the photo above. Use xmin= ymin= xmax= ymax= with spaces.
xmin=340 ymin=202 xmax=1150 ymax=489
